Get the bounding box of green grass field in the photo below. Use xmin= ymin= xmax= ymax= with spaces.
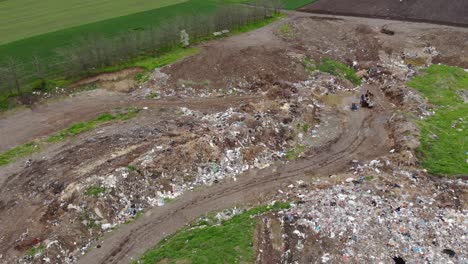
xmin=0 ymin=0 xmax=188 ymax=45
xmin=0 ymin=0 xmax=223 ymax=64
xmin=407 ymin=65 xmax=468 ymax=176
xmin=137 ymin=202 xmax=290 ymax=264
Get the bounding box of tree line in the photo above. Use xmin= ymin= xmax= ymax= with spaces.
xmin=0 ymin=0 xmax=283 ymax=98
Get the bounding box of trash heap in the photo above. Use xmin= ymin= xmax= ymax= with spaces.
xmin=20 ymin=75 xmax=337 ymax=263
xmin=273 ymin=161 xmax=467 ymax=263
xmin=137 ymin=93 xmax=320 ymax=187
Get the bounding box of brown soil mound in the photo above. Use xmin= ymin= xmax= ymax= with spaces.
xmin=300 ymin=0 xmax=468 ymax=27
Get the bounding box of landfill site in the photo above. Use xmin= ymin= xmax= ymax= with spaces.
xmin=0 ymin=4 xmax=468 ymax=264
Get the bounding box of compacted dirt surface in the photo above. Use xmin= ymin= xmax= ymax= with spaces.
xmin=0 ymin=11 xmax=467 ymax=264
xmin=300 ymin=0 xmax=468 ymax=27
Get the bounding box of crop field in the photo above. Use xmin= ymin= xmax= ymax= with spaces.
xmin=0 ymin=0 xmax=188 ymax=45
xmin=0 ymin=0 xmax=225 ymax=62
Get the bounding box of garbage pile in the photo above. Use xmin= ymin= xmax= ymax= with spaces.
xmin=271 ymin=162 xmax=467 ymax=263
xmin=137 ymin=94 xmax=320 ymax=186
xmin=16 ymin=74 xmax=345 ymax=263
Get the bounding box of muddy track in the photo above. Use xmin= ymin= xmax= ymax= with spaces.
xmin=78 ymin=87 xmax=391 ymax=264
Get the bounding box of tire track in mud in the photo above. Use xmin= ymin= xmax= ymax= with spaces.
xmin=79 ymin=98 xmax=391 ymax=264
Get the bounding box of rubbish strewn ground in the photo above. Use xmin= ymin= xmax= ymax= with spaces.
xmin=0 ymin=11 xmax=467 ymax=264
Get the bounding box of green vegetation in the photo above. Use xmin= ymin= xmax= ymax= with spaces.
xmin=285 ymin=145 xmax=305 ymax=160
xmin=407 ymin=65 xmax=468 ymax=176
xmin=279 ymin=23 xmax=291 ymax=34
xmin=302 ymin=57 xmax=316 ymax=72
xmin=230 ymin=12 xmax=285 ymax=34
xmin=297 ymin=123 xmax=310 ymax=133
xmin=146 ymin=92 xmax=160 ymax=99
xmin=25 ymin=245 xmax=45 ymax=257
xmin=317 ymin=58 xmax=361 ymax=86
xmin=364 ymin=175 xmax=374 ymax=181
xmin=102 ymin=47 xmax=199 ymax=73
xmin=282 ymin=0 xmax=316 ymax=10
xmin=0 ymin=142 xmax=39 ymax=166
xmin=85 ymin=186 xmax=106 ymax=196
xmin=134 ymin=73 xmax=149 ymax=84
xmin=47 ymin=108 xmax=139 ymax=142
xmin=127 ymin=165 xmax=138 ymax=171
xmin=0 ymin=0 xmax=188 ymax=45
xmin=137 ymin=202 xmax=290 ymax=264
xmin=80 ymin=209 xmax=98 ymax=228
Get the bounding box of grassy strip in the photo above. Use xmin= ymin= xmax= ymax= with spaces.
xmin=137 ymin=202 xmax=290 ymax=264
xmin=317 ymin=58 xmax=361 ymax=86
xmin=99 ymin=47 xmax=199 ymax=73
xmin=0 ymin=108 xmax=139 ymax=166
xmin=407 ymin=65 xmax=468 ymax=176
xmin=47 ymin=108 xmax=139 ymax=142
xmin=0 ymin=142 xmax=39 ymax=166
xmin=230 ymin=12 xmax=285 ymax=34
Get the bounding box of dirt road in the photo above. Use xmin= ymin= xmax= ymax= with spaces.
xmin=78 ymin=85 xmax=392 ymax=264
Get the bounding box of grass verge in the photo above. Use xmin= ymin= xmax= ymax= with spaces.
xmin=136 ymin=202 xmax=290 ymax=264
xmin=407 ymin=65 xmax=468 ymax=176
xmin=100 ymin=47 xmax=199 ymax=73
xmin=0 ymin=142 xmax=39 ymax=166
xmin=47 ymin=108 xmax=139 ymax=142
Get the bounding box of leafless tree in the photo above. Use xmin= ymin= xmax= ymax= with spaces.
xmin=3 ymin=57 xmax=24 ymax=95
xmin=31 ymin=55 xmax=47 ymax=81
xmin=0 ymin=67 xmax=14 ymax=95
